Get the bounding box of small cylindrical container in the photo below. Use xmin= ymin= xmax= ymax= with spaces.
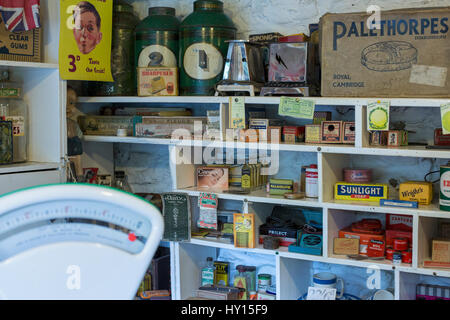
xmin=305 ymin=164 xmax=318 ymax=198
xmin=257 ymin=273 xmax=271 ymax=293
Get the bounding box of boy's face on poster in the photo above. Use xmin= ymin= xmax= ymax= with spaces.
xmin=73 ymin=8 xmax=102 ymax=54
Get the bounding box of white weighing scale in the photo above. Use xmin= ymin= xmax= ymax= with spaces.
xmin=0 ymin=184 xmax=164 ymax=300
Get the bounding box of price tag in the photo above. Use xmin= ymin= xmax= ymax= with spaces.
xmin=306 ymin=287 xmax=337 ymax=300
xmin=59 ymin=0 xmax=113 ymax=82
xmin=229 ymin=97 xmax=246 ymax=129
xmin=367 ymin=100 xmax=390 ymax=131
xmin=440 ymin=103 xmax=450 ymax=134
xmin=278 ymin=97 xmax=315 ymax=119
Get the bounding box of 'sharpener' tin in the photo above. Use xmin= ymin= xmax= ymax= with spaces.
xmin=440 ymin=165 xmax=450 ymax=211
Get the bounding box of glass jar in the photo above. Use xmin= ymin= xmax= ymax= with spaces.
xmin=94 ymin=0 xmax=139 ymax=96
xmin=0 ymin=70 xmax=28 ymax=163
xmin=114 ymin=170 xmax=133 ymax=193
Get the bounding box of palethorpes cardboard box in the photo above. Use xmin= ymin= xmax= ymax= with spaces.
xmin=320 ymin=7 xmax=450 ymax=97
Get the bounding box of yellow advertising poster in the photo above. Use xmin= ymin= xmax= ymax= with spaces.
xmin=59 ymin=0 xmax=113 ymax=82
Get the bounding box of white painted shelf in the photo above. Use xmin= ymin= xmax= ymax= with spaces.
xmin=78 ymin=95 xmax=450 ymax=107
xmin=176 ymin=186 xmax=322 ymax=208
xmin=0 ymin=60 xmax=59 ymax=70
xmin=84 ymin=135 xmax=450 ymax=159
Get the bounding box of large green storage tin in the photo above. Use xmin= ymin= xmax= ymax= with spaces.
xmin=180 ymin=0 xmax=236 ymax=96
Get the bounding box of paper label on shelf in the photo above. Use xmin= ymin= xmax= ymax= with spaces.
xmin=229 ymin=97 xmax=246 ymax=129
xmin=5 ymin=116 xmax=25 ymax=137
xmin=307 ymin=287 xmax=336 ymax=300
xmin=59 ymin=0 xmax=113 ymax=82
xmin=440 ymin=103 xmax=450 ymax=134
xmin=278 ymin=97 xmax=315 ymax=119
xmin=367 ymin=100 xmax=390 ymax=131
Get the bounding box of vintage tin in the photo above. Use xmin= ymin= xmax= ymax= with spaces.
xmin=401 ymin=250 xmax=412 ymax=264
xmin=392 ymin=252 xmax=402 ymax=265
xmin=180 ymin=0 xmax=236 ymax=96
xmin=434 ymin=128 xmax=450 ymax=146
xmin=321 ymin=121 xmax=343 ymax=143
xmin=335 ymin=182 xmax=388 ymax=202
xmin=386 ymin=247 xmax=395 ymax=261
xmin=343 ymin=169 xmax=372 ymax=183
xmin=342 ymin=121 xmax=355 ymax=144
xmin=399 ymin=181 xmax=433 ymax=205
xmin=305 ymin=124 xmax=321 ymax=144
xmin=440 ymin=165 xmax=450 ymax=211
xmin=135 ymin=7 xmax=180 ymax=70
xmin=269 ymin=179 xmax=293 ymax=195
xmin=95 ymin=0 xmax=139 ymax=96
xmin=393 ymin=238 xmax=409 ymax=251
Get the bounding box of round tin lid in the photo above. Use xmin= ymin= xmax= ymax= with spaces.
xmin=148 ymin=7 xmax=176 ymax=16
xmin=194 ymin=0 xmax=223 ymax=11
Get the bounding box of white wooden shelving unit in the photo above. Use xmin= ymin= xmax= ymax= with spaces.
xmin=80 ymin=94 xmax=450 ymax=300
xmin=0 ymin=0 xmax=65 ymax=195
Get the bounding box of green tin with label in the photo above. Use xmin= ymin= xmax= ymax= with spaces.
xmin=180 ymin=0 xmax=236 ymax=96
xmin=134 ymin=7 xmax=180 ymax=69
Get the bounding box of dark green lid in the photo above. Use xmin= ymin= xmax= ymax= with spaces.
xmin=114 ymin=0 xmax=133 ymax=13
xmin=148 ymin=7 xmax=176 ymax=16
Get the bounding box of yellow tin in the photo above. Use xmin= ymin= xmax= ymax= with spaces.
xmin=335 ymin=182 xmax=388 ymax=202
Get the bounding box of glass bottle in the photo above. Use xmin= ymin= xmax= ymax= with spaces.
xmin=200 ymin=257 xmax=215 ymax=287
xmin=233 ymin=265 xmax=248 ymax=300
xmin=114 ymin=170 xmax=133 ymax=193
xmin=0 ymin=70 xmax=28 ymax=163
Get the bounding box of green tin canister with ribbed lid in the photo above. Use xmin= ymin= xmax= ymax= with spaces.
xmin=180 ymin=0 xmax=236 ymax=96
xmin=134 ymin=7 xmax=180 ymax=69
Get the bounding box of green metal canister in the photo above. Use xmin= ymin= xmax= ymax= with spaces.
xmin=180 ymin=0 xmax=236 ymax=96
xmin=440 ymin=165 xmax=450 ymax=211
xmin=134 ymin=7 xmax=180 ymax=69
xmin=95 ymin=0 xmax=139 ymax=96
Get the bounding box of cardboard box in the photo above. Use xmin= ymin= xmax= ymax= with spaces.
xmin=78 ymin=116 xmax=134 ymax=136
xmin=399 ymin=181 xmax=433 ymax=205
xmin=305 ymin=124 xmax=321 ymax=144
xmin=0 ymin=17 xmax=41 ymax=62
xmin=432 ymin=239 xmax=450 ymax=263
xmin=320 ymin=7 xmax=450 ymax=97
xmin=138 ymin=67 xmax=178 ymax=96
xmin=197 ymin=166 xmax=229 ymax=190
xmin=339 ymin=228 xmax=385 ymax=256
xmin=321 ymin=121 xmax=343 ymax=143
xmin=386 ymin=214 xmax=413 ymax=231
xmin=333 ymin=238 xmax=359 ymax=255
